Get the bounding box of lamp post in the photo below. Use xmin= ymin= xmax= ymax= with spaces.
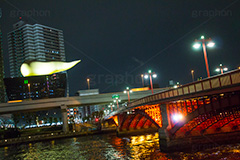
xmin=193 ymin=35 xmax=215 ymax=78
xmin=27 ymin=83 xmax=31 ymax=99
xmin=141 ymin=74 xmax=144 ymax=87
xmin=215 ymin=64 xmax=228 ymax=74
xmin=113 ymin=98 xmax=121 ymax=109
xmin=191 ymin=70 xmax=194 ymax=82
xmin=123 ymin=87 xmax=133 ymax=103
xmin=144 ymin=70 xmax=157 ymax=94
xmin=108 ymin=103 xmax=115 ymax=112
xmin=87 ymin=78 xmax=90 ymax=90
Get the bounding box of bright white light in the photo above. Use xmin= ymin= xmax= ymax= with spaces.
xmin=113 ymin=100 xmax=116 ymax=102
xmin=123 ymin=90 xmax=127 ymax=94
xmin=130 ymin=90 xmax=133 ymax=93
xmin=119 ymin=100 xmax=121 ymax=102
xmin=215 ymin=68 xmax=220 ymax=72
xmin=173 ymin=85 xmax=178 ymax=88
xmin=207 ymin=42 xmax=215 ymax=47
xmin=223 ymin=68 xmax=228 ymax=71
xmin=193 ymin=43 xmax=201 ymax=49
xmin=201 ymin=36 xmax=205 ymax=39
xmin=172 ymin=114 xmax=184 ymax=122
xmin=144 ymin=75 xmax=149 ymax=79
xmin=152 ymin=74 xmax=157 ymax=78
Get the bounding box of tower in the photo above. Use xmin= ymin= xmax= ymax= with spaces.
xmin=0 ymin=9 xmax=6 ymax=103
xmin=8 ymin=20 xmax=66 ymax=77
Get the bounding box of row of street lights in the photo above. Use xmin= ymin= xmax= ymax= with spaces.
xmin=191 ymin=63 xmax=228 ymax=82
xmin=108 ymin=69 xmax=158 ymax=112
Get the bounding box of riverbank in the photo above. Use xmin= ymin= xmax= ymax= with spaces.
xmin=0 ymin=128 xmax=116 ymax=147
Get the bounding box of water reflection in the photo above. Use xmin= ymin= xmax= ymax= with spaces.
xmin=0 ymin=133 xmax=239 ymax=159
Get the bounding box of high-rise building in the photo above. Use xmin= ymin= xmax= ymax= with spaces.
xmin=8 ymin=20 xmax=66 ymax=77
xmin=0 ymin=25 xmax=6 ymax=103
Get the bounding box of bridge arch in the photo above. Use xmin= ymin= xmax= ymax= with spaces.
xmin=169 ymin=93 xmax=240 ymax=137
xmin=117 ymin=109 xmax=161 ymax=131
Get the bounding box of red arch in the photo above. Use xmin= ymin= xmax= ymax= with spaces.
xmin=170 ymin=93 xmax=240 ymax=136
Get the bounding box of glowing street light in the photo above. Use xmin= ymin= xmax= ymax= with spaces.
xmin=123 ymin=87 xmax=133 ymax=103
xmin=193 ymin=35 xmax=215 ymax=78
xmin=87 ymin=78 xmax=90 ymax=90
xmin=215 ymin=64 xmax=228 ymax=74
xmin=144 ymin=70 xmax=157 ymax=94
xmin=172 ymin=113 xmax=184 ymax=122
xmin=108 ymin=103 xmax=115 ymax=112
xmin=141 ymin=74 xmax=144 ymax=87
xmin=191 ymin=70 xmax=194 ymax=82
xmin=113 ymin=98 xmax=121 ymax=109
xmin=27 ymin=83 xmax=31 ymax=99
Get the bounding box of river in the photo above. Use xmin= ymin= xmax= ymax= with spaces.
xmin=0 ymin=132 xmax=240 ymax=160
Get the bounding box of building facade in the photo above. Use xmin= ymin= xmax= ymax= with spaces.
xmin=0 ymin=25 xmax=6 ymax=103
xmin=8 ymin=20 xmax=66 ymax=77
xmin=4 ymin=73 xmax=66 ymax=101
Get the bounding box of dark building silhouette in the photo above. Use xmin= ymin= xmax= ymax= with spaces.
xmin=4 ymin=73 xmax=66 ymax=101
xmin=0 ymin=25 xmax=6 ymax=103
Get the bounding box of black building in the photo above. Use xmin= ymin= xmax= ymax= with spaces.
xmin=4 ymin=73 xmax=66 ymax=101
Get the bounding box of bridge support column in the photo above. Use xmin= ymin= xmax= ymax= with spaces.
xmin=116 ymin=114 xmax=121 ymax=136
xmin=61 ymin=104 xmax=69 ymax=133
xmin=159 ymin=104 xmax=171 ymax=152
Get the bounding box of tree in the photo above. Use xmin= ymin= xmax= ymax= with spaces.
xmin=99 ymin=110 xmax=104 ymax=119
xmin=49 ymin=117 xmax=53 ymax=126
xmin=24 ymin=112 xmax=34 ymax=128
xmin=12 ymin=113 xmax=21 ymax=129
xmin=43 ymin=117 xmax=48 ymax=124
xmin=53 ymin=117 xmax=58 ymax=125
xmin=59 ymin=117 xmax=62 ymax=124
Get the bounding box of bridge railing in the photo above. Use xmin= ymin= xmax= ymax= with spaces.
xmin=128 ymin=69 xmax=240 ymax=108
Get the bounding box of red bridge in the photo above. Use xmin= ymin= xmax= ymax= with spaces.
xmin=105 ymin=69 xmax=240 ymax=151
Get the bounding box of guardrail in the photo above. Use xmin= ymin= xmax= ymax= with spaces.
xmin=128 ymin=69 xmax=240 ymax=108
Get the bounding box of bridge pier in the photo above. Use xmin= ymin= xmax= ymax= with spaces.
xmin=159 ymin=104 xmax=171 ymax=152
xmin=61 ymin=104 xmax=69 ymax=132
xmin=116 ymin=114 xmax=121 ymax=136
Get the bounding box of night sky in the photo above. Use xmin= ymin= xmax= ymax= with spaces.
xmin=0 ymin=0 xmax=239 ymax=96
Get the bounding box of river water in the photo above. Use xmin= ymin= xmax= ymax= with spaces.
xmin=0 ymin=132 xmax=240 ymax=160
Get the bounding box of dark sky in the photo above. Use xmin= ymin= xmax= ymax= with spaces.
xmin=0 ymin=0 xmax=240 ymax=96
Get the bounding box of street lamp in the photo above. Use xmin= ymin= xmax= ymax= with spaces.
xmin=108 ymin=103 xmax=115 ymax=112
xmin=141 ymin=74 xmax=144 ymax=87
xmin=193 ymin=35 xmax=215 ymax=78
xmin=144 ymin=70 xmax=157 ymax=94
xmin=215 ymin=64 xmax=228 ymax=74
xmin=113 ymin=98 xmax=121 ymax=109
xmin=191 ymin=70 xmax=194 ymax=82
xmin=123 ymin=87 xmax=133 ymax=103
xmin=27 ymin=83 xmax=31 ymax=99
xmin=87 ymin=78 xmax=90 ymax=90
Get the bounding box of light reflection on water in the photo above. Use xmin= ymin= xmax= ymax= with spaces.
xmin=0 ymin=132 xmax=240 ymax=160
